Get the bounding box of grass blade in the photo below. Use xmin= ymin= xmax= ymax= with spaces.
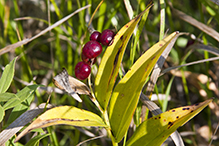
xmin=0 ymin=103 xmax=52 ymax=145
xmin=0 ymin=105 xmax=4 ymax=122
xmin=24 ymin=133 xmax=50 ymax=146
xmin=169 ymin=3 xmax=219 ymax=42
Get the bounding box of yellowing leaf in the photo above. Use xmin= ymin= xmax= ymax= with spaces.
xmin=108 ymin=32 xmax=179 ymax=142
xmin=126 ymin=99 xmax=212 ymax=146
xmin=15 ymin=106 xmax=107 ymax=142
xmin=94 ymin=4 xmax=153 ymax=110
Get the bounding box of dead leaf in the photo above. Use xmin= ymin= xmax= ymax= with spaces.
xmin=53 ymin=68 xmax=91 ymax=102
xmin=169 ymin=4 xmax=219 ymax=42
xmin=0 ymin=103 xmax=52 ymax=145
xmin=0 ymin=5 xmax=90 ymax=56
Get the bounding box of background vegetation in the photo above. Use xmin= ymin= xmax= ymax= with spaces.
xmin=0 ymin=0 xmax=219 ymax=145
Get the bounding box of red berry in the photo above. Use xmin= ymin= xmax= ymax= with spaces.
xmin=99 ymin=29 xmax=115 ymax=46
xmin=81 ymin=53 xmax=96 ymax=65
xmin=186 ymin=40 xmax=195 ymax=48
xmin=75 ymin=61 xmax=91 ymax=80
xmin=90 ymin=31 xmax=101 ymax=42
xmin=81 ymin=53 xmax=89 ymax=63
xmin=82 ymin=41 xmax=102 ymax=59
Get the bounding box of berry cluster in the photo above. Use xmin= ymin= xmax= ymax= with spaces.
xmin=75 ymin=29 xmax=115 ymax=80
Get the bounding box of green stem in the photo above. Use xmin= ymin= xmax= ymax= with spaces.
xmin=87 ymin=76 xmax=117 ymax=145
xmin=159 ymin=0 xmax=165 ymax=41
xmin=112 ymin=140 xmax=119 ymax=146
xmin=102 ymin=110 xmax=118 ymax=146
xmin=123 ymin=130 xmax=128 ymax=146
xmin=87 ymin=75 xmax=104 ymax=113
xmin=47 ymin=127 xmax=59 ymax=146
xmin=87 ymin=69 xmax=117 ymax=145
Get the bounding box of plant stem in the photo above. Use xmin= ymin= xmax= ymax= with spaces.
xmin=159 ymin=0 xmax=165 ymax=40
xmin=87 ymin=76 xmax=117 ymax=145
xmin=102 ymin=110 xmax=118 ymax=146
xmin=87 ymin=75 xmax=104 ymax=113
xmin=47 ymin=127 xmax=59 ymax=146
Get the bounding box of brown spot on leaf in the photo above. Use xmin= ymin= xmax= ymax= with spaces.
xmin=80 ymin=109 xmax=85 ymax=112
xmin=151 ymin=56 xmax=155 ymax=60
xmin=182 ymin=107 xmax=190 ymax=110
xmin=124 ymin=35 xmax=128 ymax=40
xmin=195 ymin=103 xmax=200 ymax=106
xmin=58 ymin=118 xmax=89 ymax=122
xmin=159 ymin=44 xmax=163 ymax=46
xmin=190 ymin=110 xmax=194 ymax=113
xmin=107 ymin=45 xmax=123 ymax=86
xmin=172 ymin=110 xmax=176 ymax=112
xmin=168 ymin=121 xmax=174 ymax=129
xmin=163 ymin=119 xmax=166 ymax=122
xmin=120 ymin=35 xmax=123 ymax=40
xmin=176 ymin=116 xmax=179 ymax=119
xmin=114 ymin=45 xmax=123 ymax=65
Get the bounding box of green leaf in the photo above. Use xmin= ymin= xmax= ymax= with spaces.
xmin=16 ymin=85 xmax=39 ymax=100
xmin=6 ymin=96 xmax=34 ymax=126
xmin=3 ymin=94 xmax=20 ymax=110
xmin=3 ymin=85 xmax=39 ymax=111
xmin=24 ymin=133 xmax=50 ymax=146
xmin=0 ymin=92 xmax=17 ymax=102
xmin=4 ymin=137 xmax=20 ymax=146
xmin=130 ymin=5 xmax=150 ymax=66
xmin=95 ymin=4 xmax=153 ymax=110
xmin=15 ymin=106 xmax=107 ymax=142
xmin=126 ymin=99 xmax=212 ymax=146
xmin=97 ymin=1 xmax=106 ymax=31
xmin=6 ymin=85 xmax=39 ymax=125
xmin=0 ymin=57 xmax=17 ymax=93
xmin=0 ymin=105 xmax=4 ymax=122
xmin=108 ymin=32 xmax=179 ymax=142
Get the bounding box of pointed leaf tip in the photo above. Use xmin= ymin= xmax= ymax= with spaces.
xmin=108 ymin=31 xmax=179 ymax=142
xmin=95 ymin=3 xmax=153 ymax=111
xmin=126 ymin=99 xmax=212 ymax=146
xmin=15 ymin=106 xmax=107 ymax=142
